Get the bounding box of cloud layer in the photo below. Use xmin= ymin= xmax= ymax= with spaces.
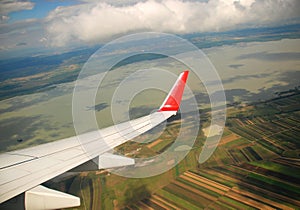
xmin=0 ymin=0 xmax=34 ymax=22
xmin=1 ymin=0 xmax=299 ymax=53
xmin=45 ymin=0 xmax=300 ymax=47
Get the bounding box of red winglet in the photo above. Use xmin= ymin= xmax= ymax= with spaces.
xmin=159 ymin=70 xmax=189 ymax=112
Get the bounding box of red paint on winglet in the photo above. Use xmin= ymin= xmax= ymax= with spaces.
xmin=159 ymin=70 xmax=189 ymax=112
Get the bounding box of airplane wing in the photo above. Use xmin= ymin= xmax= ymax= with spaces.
xmin=0 ymin=70 xmax=189 ymax=210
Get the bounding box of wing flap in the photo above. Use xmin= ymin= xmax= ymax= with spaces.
xmin=25 ymin=185 xmax=80 ymax=210
xmin=97 ymin=153 xmax=135 ymax=169
xmin=0 ymin=148 xmax=89 ymax=203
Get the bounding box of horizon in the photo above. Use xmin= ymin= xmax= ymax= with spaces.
xmin=1 ymin=0 xmax=300 ymax=59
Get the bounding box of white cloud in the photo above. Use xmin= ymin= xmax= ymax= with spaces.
xmin=0 ymin=18 xmax=39 ymax=34
xmin=45 ymin=0 xmax=300 ymax=46
xmin=0 ymin=0 xmax=34 ymax=16
xmin=0 ymin=18 xmax=44 ymax=55
xmin=1 ymin=15 xmax=9 ymax=22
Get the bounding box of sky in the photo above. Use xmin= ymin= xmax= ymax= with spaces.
xmin=0 ymin=0 xmax=299 ymax=58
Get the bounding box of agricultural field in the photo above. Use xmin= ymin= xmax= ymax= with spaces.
xmin=131 ymin=167 xmax=300 ymax=210
xmin=123 ymin=93 xmax=300 ymax=210
xmin=55 ymin=92 xmax=300 ymax=209
xmin=226 ymin=93 xmax=300 ymax=157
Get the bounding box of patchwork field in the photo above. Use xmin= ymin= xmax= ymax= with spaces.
xmin=52 ymin=92 xmax=300 ymax=209
xmin=131 ymin=167 xmax=299 ymax=210
xmin=227 ymin=94 xmax=300 ymax=157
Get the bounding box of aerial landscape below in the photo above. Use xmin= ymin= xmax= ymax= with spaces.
xmin=0 ymin=0 xmax=299 ymax=209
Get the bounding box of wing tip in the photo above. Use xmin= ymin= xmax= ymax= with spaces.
xmin=159 ymin=70 xmax=189 ymax=112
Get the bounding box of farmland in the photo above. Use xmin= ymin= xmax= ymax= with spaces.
xmin=227 ymin=93 xmax=300 ymax=157
xmin=131 ymin=168 xmax=299 ymax=210
xmin=54 ymin=92 xmax=300 ymax=209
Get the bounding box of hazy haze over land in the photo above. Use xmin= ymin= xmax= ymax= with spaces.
xmin=0 ymin=0 xmax=299 ymax=58
xmin=0 ymin=0 xmax=299 ymax=152
xmin=0 ymin=38 xmax=299 ymax=152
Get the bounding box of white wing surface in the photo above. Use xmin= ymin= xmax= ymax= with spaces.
xmin=0 ymin=70 xmax=189 ymax=209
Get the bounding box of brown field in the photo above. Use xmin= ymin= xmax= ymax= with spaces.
xmin=132 ymin=163 xmax=300 ymax=210
xmin=231 ymin=187 xmax=294 ymax=210
xmin=149 ymin=195 xmax=179 ymax=209
xmin=147 ymin=139 xmax=163 ymax=149
xmin=218 ymin=133 xmax=240 ymax=146
xmin=205 ymin=167 xmax=300 ymax=207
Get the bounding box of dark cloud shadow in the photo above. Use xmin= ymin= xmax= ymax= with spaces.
xmin=0 ymin=94 xmax=50 ymax=114
xmin=129 ymin=105 xmax=155 ymax=119
xmin=237 ymin=51 xmax=300 ymax=61
xmin=86 ymin=103 xmax=108 ymax=112
xmin=207 ymin=73 xmax=271 ymax=86
xmin=124 ymin=184 xmax=150 ymax=206
xmin=0 ymin=115 xmax=55 ymax=152
xmin=229 ymin=64 xmax=244 ymax=69
xmin=16 ymin=42 xmax=27 ymax=46
xmin=222 ymin=73 xmax=271 ymax=84
xmin=212 ymin=70 xmax=300 ymax=104
xmin=277 ymin=70 xmax=300 ymax=85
